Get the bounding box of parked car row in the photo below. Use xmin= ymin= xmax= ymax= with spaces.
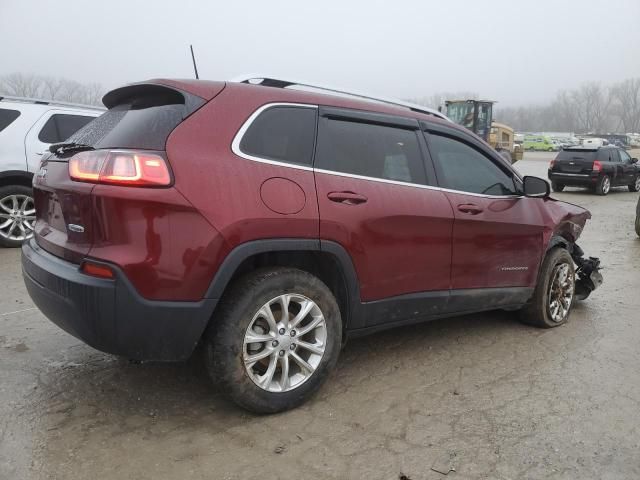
xmin=0 ymin=97 xmax=102 ymax=247
xmin=20 ymin=76 xmax=603 ymax=412
xmin=518 ymin=133 xmax=636 ymax=151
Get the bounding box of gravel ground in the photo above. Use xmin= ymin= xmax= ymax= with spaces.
xmin=1 ymin=152 xmax=639 ymax=480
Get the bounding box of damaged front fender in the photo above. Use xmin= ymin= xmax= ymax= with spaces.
xmin=538 ymin=200 xmax=602 ymax=300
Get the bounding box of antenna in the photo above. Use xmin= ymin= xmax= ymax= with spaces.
xmin=190 ymin=45 xmax=199 ymax=80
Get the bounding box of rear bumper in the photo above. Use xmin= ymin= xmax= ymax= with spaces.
xmin=548 ymin=171 xmax=598 ymax=185
xmin=21 ymin=239 xmax=218 ymax=361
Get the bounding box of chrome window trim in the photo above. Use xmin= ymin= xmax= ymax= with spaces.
xmin=314 ymin=167 xmax=520 ymax=199
xmin=231 ymin=102 xmax=318 ymax=172
xmin=232 ymin=102 xmax=522 ymax=200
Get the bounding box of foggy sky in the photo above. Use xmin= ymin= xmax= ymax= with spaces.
xmin=1 ymin=0 xmax=639 ymax=107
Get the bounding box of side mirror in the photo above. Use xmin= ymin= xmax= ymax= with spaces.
xmin=523 ymin=176 xmax=550 ymax=198
xmin=632 ymin=157 xmax=638 ymax=164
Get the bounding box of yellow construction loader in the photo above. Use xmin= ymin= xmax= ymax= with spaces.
xmin=444 ymin=99 xmax=523 ymax=163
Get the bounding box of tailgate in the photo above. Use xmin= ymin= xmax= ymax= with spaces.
xmin=31 ymin=81 xmax=216 ymax=265
xmin=33 ymin=155 xmax=95 ymax=263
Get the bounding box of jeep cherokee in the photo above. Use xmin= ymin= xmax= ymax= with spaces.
xmin=22 ymin=77 xmax=602 ymax=413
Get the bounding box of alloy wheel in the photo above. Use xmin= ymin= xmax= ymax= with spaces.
xmin=0 ymin=194 xmax=35 ymax=242
xmin=634 ymin=176 xmax=640 ymax=191
xmin=243 ymin=294 xmax=327 ymax=393
xmin=602 ymin=176 xmax=611 ymax=194
xmin=547 ymin=263 xmax=575 ymax=322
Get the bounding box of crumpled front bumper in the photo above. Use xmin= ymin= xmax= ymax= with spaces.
xmin=572 ymin=244 xmax=603 ymax=300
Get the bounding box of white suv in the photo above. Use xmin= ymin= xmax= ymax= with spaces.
xmin=0 ymin=97 xmax=102 ymax=247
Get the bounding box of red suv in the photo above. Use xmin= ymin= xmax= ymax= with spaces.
xmin=22 ymin=77 xmax=602 ymax=412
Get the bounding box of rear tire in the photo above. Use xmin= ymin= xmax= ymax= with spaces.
xmin=628 ymin=175 xmax=640 ymax=192
xmin=636 ymin=214 xmax=640 ymax=238
xmin=519 ymin=248 xmax=575 ymax=328
xmin=551 ymin=182 xmax=565 ymax=192
xmin=0 ymin=185 xmax=35 ymax=248
xmin=205 ymin=267 xmax=342 ymax=413
xmin=595 ymin=175 xmax=610 ymax=195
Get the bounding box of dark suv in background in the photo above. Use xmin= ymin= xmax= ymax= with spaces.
xmin=22 ymin=76 xmax=602 ymax=412
xmin=548 ymin=145 xmax=640 ymax=195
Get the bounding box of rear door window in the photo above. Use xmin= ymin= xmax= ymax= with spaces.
xmin=239 ymin=106 xmax=317 ymax=166
xmin=315 ymin=119 xmax=427 ymax=184
xmin=619 ymin=149 xmax=631 ymax=163
xmin=0 ymin=108 xmax=20 ymax=132
xmin=428 ymin=133 xmax=516 ymax=195
xmin=605 ymin=149 xmax=618 ymax=162
xmin=38 ymin=114 xmax=94 ymax=143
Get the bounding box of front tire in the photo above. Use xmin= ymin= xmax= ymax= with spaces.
xmin=520 ymin=248 xmax=575 ymax=328
xmin=628 ymin=175 xmax=640 ymax=192
xmin=205 ymin=267 xmax=342 ymax=413
xmin=595 ymin=175 xmax=611 ymax=195
xmin=551 ymin=182 xmax=565 ymax=192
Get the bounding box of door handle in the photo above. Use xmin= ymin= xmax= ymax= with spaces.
xmin=327 ymin=191 xmax=368 ymax=205
xmin=457 ymin=203 xmax=483 ymax=215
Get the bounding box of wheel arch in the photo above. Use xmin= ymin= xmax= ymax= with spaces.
xmin=0 ymin=170 xmax=34 ymax=189
xmin=527 ymin=233 xmax=576 ymax=300
xmin=545 ymin=234 xmax=573 ymax=254
xmin=204 ymin=239 xmax=363 ymax=337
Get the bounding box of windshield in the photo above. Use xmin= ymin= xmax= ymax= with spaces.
xmin=446 ymin=102 xmax=475 ymax=128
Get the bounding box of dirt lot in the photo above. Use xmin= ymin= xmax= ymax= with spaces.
xmin=1 ymin=152 xmax=639 ymax=480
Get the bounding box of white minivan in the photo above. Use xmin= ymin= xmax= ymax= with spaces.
xmin=0 ymin=97 xmax=102 ymax=247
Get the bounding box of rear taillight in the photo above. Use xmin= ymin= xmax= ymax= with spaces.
xmin=549 ymin=159 xmax=556 ymax=169
xmin=69 ymin=150 xmax=171 ymax=186
xmin=592 ymin=160 xmax=602 ymax=172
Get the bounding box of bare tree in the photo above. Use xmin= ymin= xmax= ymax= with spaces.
xmin=0 ymin=72 xmax=105 ymax=106
xmin=495 ymin=79 xmax=636 ymax=134
xmin=0 ymin=73 xmax=42 ymax=98
xmin=42 ymin=76 xmax=65 ymax=100
xmin=611 ymin=78 xmax=640 ymax=133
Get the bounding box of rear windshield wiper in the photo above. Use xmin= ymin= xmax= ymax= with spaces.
xmin=49 ymin=142 xmax=94 ymax=155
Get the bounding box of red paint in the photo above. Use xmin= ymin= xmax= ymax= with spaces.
xmin=33 ymin=161 xmax=96 ymax=264
xmin=260 ymin=177 xmax=306 ymax=215
xmin=32 ymin=78 xmax=592 ymax=304
xmin=443 ymin=192 xmax=544 ymax=289
xmin=315 ymin=172 xmax=453 ymax=300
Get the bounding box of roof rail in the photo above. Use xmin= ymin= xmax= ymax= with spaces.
xmin=0 ymin=95 xmax=104 ymax=111
xmin=229 ymin=74 xmax=450 ymax=121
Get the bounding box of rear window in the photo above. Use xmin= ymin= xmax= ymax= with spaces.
xmin=38 ymin=114 xmax=94 ymax=143
xmin=0 ymin=108 xmax=20 ymax=133
xmin=68 ymin=87 xmax=202 ymax=151
xmin=557 ymin=150 xmax=597 ymax=162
